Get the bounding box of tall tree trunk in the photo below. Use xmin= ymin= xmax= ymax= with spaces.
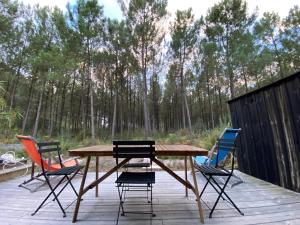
xmin=229 ymin=70 xmax=235 ymax=98
xmin=271 ymin=35 xmax=284 ymax=78
xmin=89 ymin=73 xmax=96 ymax=143
xmin=48 ymin=86 xmax=55 ymax=137
xmin=9 ymin=62 xmax=22 ymax=111
xmin=142 ymin=73 xmax=149 ymax=137
xmin=180 ymin=75 xmax=186 ymax=129
xmin=141 ymin=41 xmax=150 ymax=138
xmin=225 ymin=26 xmax=235 ymax=98
xmin=242 ymin=66 xmax=248 ymax=93
xmin=112 ymin=89 xmax=117 ymax=140
xmin=22 ymin=96 xmax=32 ymax=134
xmin=184 ymin=94 xmax=193 ymax=135
xmin=42 ymin=86 xmax=50 ymax=131
xmin=69 ymin=71 xmax=76 ymax=132
xmin=90 ymin=83 xmax=95 ymax=139
xmin=206 ymin=71 xmax=214 ymax=128
xmin=59 ymin=81 xmax=67 ymax=134
xmin=120 ymin=97 xmax=123 ymax=138
xmin=80 ymin=71 xmax=86 ymax=137
xmin=181 ymin=49 xmax=192 ymax=134
xmin=120 ymin=73 xmax=123 ymax=138
xmin=21 ymin=78 xmax=35 ymax=133
xmin=33 ymin=81 xmax=46 ymax=137
xmin=87 ymin=39 xmax=96 ymax=143
xmin=54 ymin=82 xmax=61 ymax=133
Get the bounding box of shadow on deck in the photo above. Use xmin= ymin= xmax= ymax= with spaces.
xmin=0 ymin=171 xmax=300 ymax=225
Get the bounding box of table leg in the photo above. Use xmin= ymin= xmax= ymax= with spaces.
xmin=95 ymin=156 xmax=99 ymax=197
xmin=72 ymin=156 xmax=91 ymax=223
xmin=185 ymin=156 xmax=188 ymax=197
xmin=189 ymin=156 xmax=204 ymax=223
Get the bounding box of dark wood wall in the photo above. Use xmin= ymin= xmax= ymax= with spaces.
xmin=228 ymin=71 xmax=300 ymax=192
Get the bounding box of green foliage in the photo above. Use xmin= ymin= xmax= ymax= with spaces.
xmin=0 ymin=0 xmax=299 ymax=144
xmin=165 ymin=133 xmax=181 ymax=144
xmin=171 ymin=8 xmax=199 ymax=59
xmin=197 ymin=125 xmax=227 ymax=149
xmin=0 ymin=82 xmax=20 ymax=137
xmin=205 ymin=0 xmax=257 ymax=97
xmin=281 ymin=6 xmax=300 ymax=71
xmin=154 ymin=124 xmax=228 ymax=150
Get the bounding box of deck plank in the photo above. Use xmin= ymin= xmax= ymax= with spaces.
xmin=1 ymin=171 xmax=300 ymax=225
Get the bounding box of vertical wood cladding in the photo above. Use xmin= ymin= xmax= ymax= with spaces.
xmin=228 ymin=71 xmax=300 ymax=192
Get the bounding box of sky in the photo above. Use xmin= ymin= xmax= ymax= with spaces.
xmin=20 ymin=0 xmax=299 ymax=20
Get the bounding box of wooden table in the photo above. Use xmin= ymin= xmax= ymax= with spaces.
xmin=69 ymin=144 xmax=207 ymax=223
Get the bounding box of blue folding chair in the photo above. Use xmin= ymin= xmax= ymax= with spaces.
xmin=194 ymin=128 xmax=244 ymax=186
xmin=194 ymin=128 xmax=244 ymax=218
xmin=194 ymin=128 xmax=240 ymax=167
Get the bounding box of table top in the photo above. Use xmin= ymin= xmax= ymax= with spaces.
xmin=68 ymin=144 xmax=207 ymax=157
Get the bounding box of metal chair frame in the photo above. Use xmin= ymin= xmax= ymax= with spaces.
xmin=113 ymin=140 xmax=155 ymax=224
xmin=196 ymin=130 xmax=244 ymax=218
xmin=32 ymin=141 xmax=83 ymax=217
xmin=16 ymin=135 xmax=80 ymax=192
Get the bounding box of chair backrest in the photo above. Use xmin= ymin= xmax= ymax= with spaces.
xmin=16 ymin=135 xmax=58 ymax=171
xmin=213 ymin=128 xmax=241 ymax=167
xmin=210 ymin=128 xmax=241 ymax=166
xmin=113 ymin=140 xmax=155 ymax=160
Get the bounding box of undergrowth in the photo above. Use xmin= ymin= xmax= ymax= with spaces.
xmin=0 ymin=123 xmax=231 ymax=157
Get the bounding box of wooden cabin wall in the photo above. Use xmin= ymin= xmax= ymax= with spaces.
xmin=228 ymin=71 xmax=300 ymax=192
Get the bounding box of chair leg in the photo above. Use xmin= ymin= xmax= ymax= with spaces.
xmin=46 ymin=176 xmax=66 ymax=217
xmin=199 ymin=175 xmax=210 ymax=198
xmin=121 ymin=184 xmax=126 ymax=216
xmin=117 ymin=184 xmax=125 ymax=216
xmin=210 ymin=176 xmax=244 ymax=216
xmin=209 ymin=176 xmax=230 ymax=218
xmin=123 ymin=184 xmax=128 ymax=203
xmin=199 ymin=173 xmax=226 ymax=202
xmin=54 ymin=172 xmax=80 ymax=201
xmin=116 ymin=183 xmax=127 ymax=225
xmin=53 ymin=175 xmax=71 ymax=200
xmin=205 ymin=175 xmax=226 ymax=201
xmin=116 ymin=184 xmax=122 ymax=225
xmin=150 ymin=183 xmax=155 ymax=217
xmin=66 ymin=172 xmax=80 ymax=196
xmin=32 ymin=175 xmax=66 ymax=217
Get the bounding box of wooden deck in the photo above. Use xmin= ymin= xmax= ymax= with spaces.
xmin=1 ymin=171 xmax=300 ymax=225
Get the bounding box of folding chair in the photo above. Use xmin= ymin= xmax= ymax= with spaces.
xmin=113 ymin=140 xmax=155 ymax=225
xmin=195 ymin=128 xmax=244 ymax=218
xmin=17 ymin=136 xmax=83 ymax=217
xmin=16 ymin=135 xmax=80 ymax=191
xmin=194 ymin=128 xmax=244 ymax=187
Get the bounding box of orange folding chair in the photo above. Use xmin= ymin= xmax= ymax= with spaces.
xmin=16 ymin=135 xmax=80 ymax=191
